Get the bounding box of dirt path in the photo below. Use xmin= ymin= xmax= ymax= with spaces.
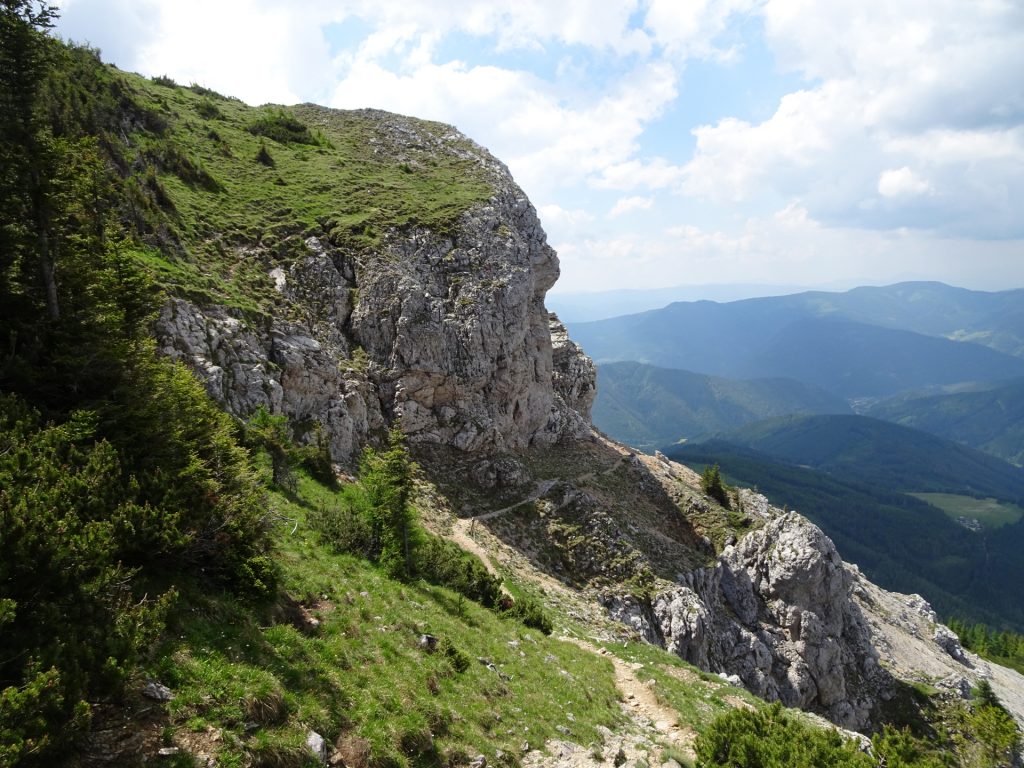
xmin=565 ymin=638 xmax=696 ymax=757
xmin=448 ymin=443 xmax=697 ymax=761
xmin=475 ymin=479 xmax=558 ymax=522
xmin=450 ymin=517 xmax=501 ymax=577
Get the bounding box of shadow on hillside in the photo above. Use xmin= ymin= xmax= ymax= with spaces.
xmin=416 ymin=434 xmax=715 ymax=588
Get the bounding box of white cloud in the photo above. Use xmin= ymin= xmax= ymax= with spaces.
xmin=329 ymin=56 xmax=679 ymax=199
xmin=594 ymin=157 xmax=686 ymax=190
xmin=610 ymin=196 xmax=653 ymax=216
xmin=538 ymin=204 xmax=594 ymax=228
xmin=644 ymin=0 xmax=757 ymax=60
xmin=556 ymin=204 xmax=1024 ymax=293
xmin=877 ymin=167 xmax=933 ymax=198
xmin=678 ymin=0 xmax=1024 ymax=238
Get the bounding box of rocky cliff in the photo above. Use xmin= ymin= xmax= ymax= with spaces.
xmin=156 ymin=111 xmax=593 ymax=465
xmin=604 ymin=512 xmax=886 ymax=730
xmin=152 ymin=106 xmax=1023 ymax=737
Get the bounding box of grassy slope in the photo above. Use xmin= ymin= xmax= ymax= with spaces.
xmin=112 ymin=70 xmax=492 ymax=314
xmin=909 ymin=493 xmax=1024 ymax=529
xmin=148 ymin=468 xmax=624 ymax=767
xmin=141 ymin=460 xmax=803 ymax=768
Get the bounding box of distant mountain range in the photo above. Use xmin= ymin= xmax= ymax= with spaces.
xmin=585 ymin=283 xmax=1024 ymax=629
xmin=570 ymin=282 xmax=1024 ymax=401
xmin=594 ymin=361 xmax=850 ymax=451
xmin=547 ymin=283 xmax=813 ymax=322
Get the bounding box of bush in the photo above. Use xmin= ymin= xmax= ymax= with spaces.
xmin=255 ymin=142 xmax=275 ymax=167
xmin=700 ymin=463 xmax=731 ymax=509
xmin=196 ymin=98 xmax=222 ymax=120
xmin=189 ymin=82 xmax=225 ymax=99
xmin=501 ymin=596 xmax=553 ymax=635
xmin=0 ymin=397 xmax=174 ymax=760
xmin=248 ymin=108 xmax=318 ymax=145
xmin=695 ymin=703 xmax=872 ymax=768
xmin=416 ymin=536 xmax=502 ymax=608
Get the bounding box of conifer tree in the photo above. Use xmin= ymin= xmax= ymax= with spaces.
xmin=360 ymin=426 xmax=417 ymax=580
xmin=0 ymin=1 xmax=60 ymax=321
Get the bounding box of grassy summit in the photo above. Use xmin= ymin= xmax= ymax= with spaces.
xmin=75 ymin=59 xmax=494 ymax=314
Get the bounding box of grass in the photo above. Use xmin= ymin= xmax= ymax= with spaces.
xmin=110 ymin=67 xmax=494 ymax=313
xmin=911 ymin=493 xmax=1024 ymax=529
xmin=146 ymin=468 xmax=624 ymax=767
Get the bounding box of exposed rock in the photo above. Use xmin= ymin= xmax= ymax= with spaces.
xmin=142 ymin=680 xmax=174 ymax=702
xmin=306 ymin=730 xmax=328 ymax=765
xmin=606 ymin=513 xmax=885 ymax=730
xmin=852 ymin=572 xmax=1024 ymax=729
xmin=156 ymin=117 xmax=591 ymax=465
xmin=156 ymin=290 xmax=382 ymax=464
xmin=550 ymin=313 xmax=596 ymax=427
xmin=471 ymin=456 xmax=530 ymax=490
xmin=933 ymin=624 xmax=971 ymax=666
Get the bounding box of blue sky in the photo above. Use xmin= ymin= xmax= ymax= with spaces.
xmin=54 ymin=0 xmax=1024 ymax=295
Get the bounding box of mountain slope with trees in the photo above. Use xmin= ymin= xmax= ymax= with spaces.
xmin=865 ymin=378 xmax=1024 ymax=466
xmin=666 ymin=440 xmax=1024 ymax=631
xmin=704 ymin=414 xmax=1024 ymax=501
xmin=593 ymin=360 xmax=850 ymax=450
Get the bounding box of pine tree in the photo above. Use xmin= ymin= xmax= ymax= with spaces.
xmin=700 ymin=463 xmax=731 ymax=509
xmin=360 ymin=427 xmax=418 ymax=580
xmin=0 ymin=1 xmax=60 ymax=321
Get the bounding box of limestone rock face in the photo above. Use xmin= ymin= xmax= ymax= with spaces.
xmin=549 ymin=313 xmax=596 ymax=425
xmin=714 ymin=514 xmax=880 ymax=724
xmin=607 ymin=513 xmax=885 ymax=730
xmin=156 ymin=293 xmax=383 ymax=462
xmin=154 ymin=112 xmax=591 ymax=464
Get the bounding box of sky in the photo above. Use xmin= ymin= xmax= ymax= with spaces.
xmin=54 ymin=0 xmax=1024 ymax=295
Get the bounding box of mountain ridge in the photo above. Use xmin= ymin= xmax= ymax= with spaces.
xmin=569 ymin=295 xmax=1024 ymax=400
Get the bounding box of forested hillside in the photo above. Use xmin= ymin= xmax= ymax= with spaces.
xmin=866 ymin=379 xmax=1024 ymax=466
xmin=593 ymin=361 xmax=850 ymax=451
xmin=668 ymin=439 xmax=1024 ymax=631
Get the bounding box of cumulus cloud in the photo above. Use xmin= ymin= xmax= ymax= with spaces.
xmin=679 ymin=0 xmax=1024 ymax=238
xmin=593 ymin=157 xmax=686 ymax=191
xmin=644 ymin=0 xmax=757 ymax=60
xmin=329 ymin=56 xmax=679 ymax=199
xmin=877 ymin=167 xmax=932 ymax=198
xmin=610 ymin=196 xmax=653 ymax=216
xmin=557 ymin=204 xmax=1024 ymax=293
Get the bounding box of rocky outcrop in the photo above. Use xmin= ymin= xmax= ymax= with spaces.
xmin=852 ymin=567 xmax=1024 ymax=729
xmin=550 ymin=313 xmax=596 ymax=426
xmin=604 ymin=512 xmax=887 ymax=730
xmin=155 ymin=112 xmax=592 ymax=464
